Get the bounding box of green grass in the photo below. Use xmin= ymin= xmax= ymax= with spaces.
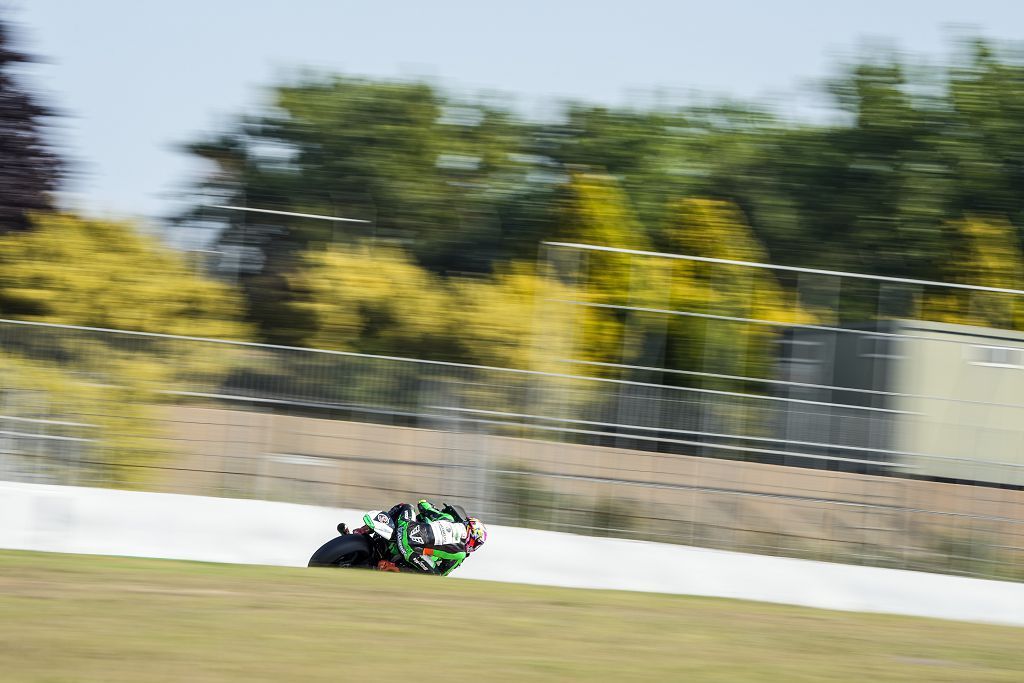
xmin=0 ymin=550 xmax=1021 ymax=682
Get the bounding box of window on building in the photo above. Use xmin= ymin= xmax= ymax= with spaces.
xmin=779 ymin=339 xmax=822 ymax=364
xmin=858 ymin=336 xmax=903 ymax=359
xmin=969 ymin=345 xmax=1023 ymax=368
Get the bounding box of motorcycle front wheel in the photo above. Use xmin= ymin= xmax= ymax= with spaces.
xmin=308 ymin=534 xmax=373 ymax=568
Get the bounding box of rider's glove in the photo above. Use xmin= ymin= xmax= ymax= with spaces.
xmin=376 ymin=560 xmax=400 ymax=573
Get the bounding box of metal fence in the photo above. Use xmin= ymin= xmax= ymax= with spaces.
xmin=0 ymin=242 xmax=1023 ymax=581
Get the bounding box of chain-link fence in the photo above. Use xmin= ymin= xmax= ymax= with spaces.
xmin=1 ymin=271 xmax=1023 ymax=581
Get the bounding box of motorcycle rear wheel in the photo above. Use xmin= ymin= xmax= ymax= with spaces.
xmin=308 ymin=534 xmax=373 ymax=568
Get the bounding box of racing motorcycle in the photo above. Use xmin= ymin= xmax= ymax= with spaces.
xmin=307 ymin=503 xmax=471 ymax=571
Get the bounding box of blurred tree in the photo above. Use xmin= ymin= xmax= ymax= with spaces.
xmin=554 ymin=171 xmax=650 ymax=302
xmin=545 ymin=172 xmax=656 ymax=372
xmin=0 ymin=349 xmax=166 ymax=488
xmin=0 ymin=213 xmax=249 ymax=339
xmin=923 ymin=216 xmax=1024 ymax=329
xmin=182 ymin=76 xmax=536 ymax=339
xmin=450 ymin=262 xmax=613 ymax=371
xmin=0 ymin=213 xmax=251 ymax=486
xmin=708 ymin=41 xmax=1024 ymax=289
xmin=447 ymin=265 xmax=546 ymax=370
xmin=944 ymin=41 xmax=1024 ymax=221
xmin=284 ymin=243 xmax=452 ymax=359
xmin=180 ymin=38 xmax=1024 ymax=353
xmin=280 ymin=235 xmax=625 ymax=382
xmin=713 ymin=59 xmax=950 ymax=278
xmin=660 ymin=199 xmax=812 ymax=381
xmin=0 ymin=17 xmax=61 ymax=231
xmin=537 ymin=102 xmax=779 ymax=244
xmin=185 ymin=80 xmax=530 ymax=264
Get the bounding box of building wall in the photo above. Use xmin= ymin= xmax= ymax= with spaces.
xmin=775 ymin=325 xmax=897 ymax=468
xmin=895 ymin=321 xmax=1024 ymax=486
xmin=775 ymin=320 xmax=1024 ymax=487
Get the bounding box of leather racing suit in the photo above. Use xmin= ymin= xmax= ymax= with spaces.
xmin=385 ymin=500 xmax=471 ymax=576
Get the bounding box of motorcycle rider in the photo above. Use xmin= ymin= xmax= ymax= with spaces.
xmin=361 ymin=499 xmax=487 ymax=575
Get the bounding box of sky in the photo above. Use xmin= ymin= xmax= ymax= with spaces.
xmin=8 ymin=0 xmax=1024 ymax=222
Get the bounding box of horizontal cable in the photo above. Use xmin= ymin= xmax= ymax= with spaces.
xmin=0 ymin=430 xmax=93 ymax=442
xmin=556 ymin=299 xmax=1024 ymax=352
xmin=440 ymin=413 xmax=914 ymax=468
xmin=544 ymin=241 xmax=1024 ymax=296
xmin=209 ymin=205 xmax=370 ymax=223
xmin=431 ymin=405 xmax=1024 ymax=470
xmin=0 ymin=414 xmax=97 ymax=428
xmin=563 ymin=359 xmax=1024 ymax=412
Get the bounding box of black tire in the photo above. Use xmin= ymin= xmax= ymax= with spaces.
xmin=308 ymin=534 xmax=373 ymax=568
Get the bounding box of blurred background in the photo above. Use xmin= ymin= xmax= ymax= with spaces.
xmin=2 ymin=0 xmax=1024 ymax=582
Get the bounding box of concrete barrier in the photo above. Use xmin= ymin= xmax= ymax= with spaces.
xmin=1 ymin=480 xmax=1021 ymax=627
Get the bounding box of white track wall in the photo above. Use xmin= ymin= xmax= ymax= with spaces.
xmin=2 ymin=481 xmax=1022 ymax=627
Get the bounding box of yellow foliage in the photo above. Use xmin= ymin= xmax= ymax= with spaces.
xmin=449 ymin=266 xmax=540 ymax=369
xmin=663 ymin=199 xmax=810 ymax=320
xmin=548 ymin=172 xmax=664 ymax=373
xmin=284 ymin=241 xmax=621 ymax=408
xmin=0 ymin=351 xmax=165 ymax=488
xmin=554 ymin=184 xmax=816 ymax=378
xmin=0 ymin=213 xmax=249 ymax=340
xmin=449 ymin=263 xmax=617 ymax=371
xmin=558 ymin=172 xmax=650 ymax=306
xmin=0 ymin=213 xmax=253 ymax=486
xmin=287 ymin=244 xmax=451 ymax=357
xmin=923 ymin=217 xmax=1024 ymax=330
xmin=561 ymin=172 xmax=647 ymax=250
xmin=663 ymin=198 xmax=770 ymax=263
xmin=661 ymin=199 xmax=814 ymax=377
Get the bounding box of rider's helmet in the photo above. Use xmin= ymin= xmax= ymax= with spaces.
xmin=465 ymin=517 xmax=487 ymax=553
